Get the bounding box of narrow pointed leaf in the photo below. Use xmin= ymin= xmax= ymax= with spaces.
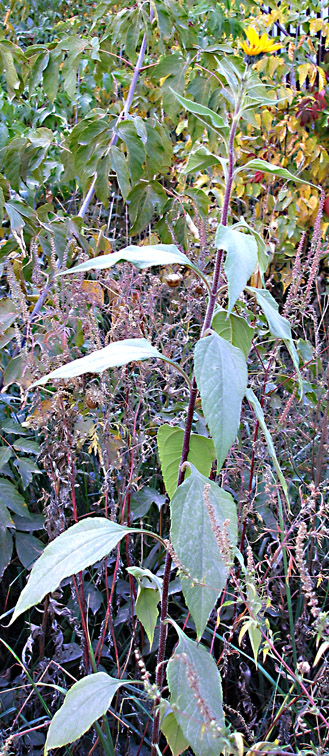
xmin=59 ymin=244 xmax=202 ymax=278
xmin=237 ymin=158 xmax=319 ymax=189
xmin=194 ymin=334 xmax=247 ymax=471
xmin=215 ymin=225 xmax=258 ymax=312
xmin=11 ymin=518 xmax=133 ymax=622
xmin=157 ymin=423 xmax=215 ymax=499
xmin=245 ymin=388 xmax=288 ymax=500
xmin=135 ymin=587 xmax=159 ymax=649
xmin=167 ymin=626 xmax=224 ymax=756
xmin=32 ymin=338 xmax=164 ymax=387
xmin=247 ymin=287 xmax=302 ymax=393
xmin=170 ymin=88 xmax=226 ymax=129
xmin=45 ymin=672 xmax=125 ymax=752
xmin=170 ymin=465 xmax=237 ymax=637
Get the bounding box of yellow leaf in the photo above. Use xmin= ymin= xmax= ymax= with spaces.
xmin=314 ymin=641 xmax=329 ymax=667
xmin=317 ymin=66 xmax=327 ymax=91
xmin=309 ymin=18 xmax=324 ymax=35
xmin=81 ymin=281 xmax=104 ymax=306
xmin=298 ymin=63 xmax=310 ymax=89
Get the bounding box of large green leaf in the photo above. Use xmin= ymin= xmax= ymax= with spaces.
xmin=245 ymin=388 xmax=288 ymax=500
xmin=236 ymin=158 xmax=319 ymax=189
xmin=11 ymin=518 xmax=133 ymax=622
xmin=247 ymin=287 xmax=302 ymax=393
xmin=170 ymin=465 xmax=237 ymax=638
xmin=127 ymin=181 xmax=167 ymax=236
xmin=45 ymin=673 xmax=125 ymax=752
xmin=170 ymin=465 xmax=237 ymax=637
xmin=167 ymin=624 xmax=225 ymax=756
xmin=215 ymin=224 xmax=258 ymax=313
xmin=194 ymin=334 xmax=247 ymax=471
xmin=170 ymin=89 xmax=226 ymax=130
xmin=212 ymin=309 xmax=253 ymax=359
xmin=32 ymin=338 xmax=165 ymax=387
xmin=59 ymin=244 xmax=201 ymax=277
xmin=157 ymin=423 xmax=215 ymax=499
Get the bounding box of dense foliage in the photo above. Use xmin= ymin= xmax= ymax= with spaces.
xmin=0 ymin=1 xmax=328 ymax=755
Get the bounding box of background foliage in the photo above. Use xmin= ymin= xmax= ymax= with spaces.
xmin=0 ymin=0 xmax=328 ymax=754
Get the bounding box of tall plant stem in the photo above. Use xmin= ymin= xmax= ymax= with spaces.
xmin=78 ymin=6 xmax=153 ymax=219
xmin=150 ymin=76 xmax=247 ymax=756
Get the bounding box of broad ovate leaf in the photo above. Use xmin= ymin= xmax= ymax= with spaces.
xmin=236 ymin=158 xmax=319 ymax=189
xmin=157 ymin=423 xmax=216 ymax=499
xmin=32 ymin=338 xmax=164 ymax=387
xmin=194 ymin=333 xmax=247 ymax=471
xmin=215 ymin=224 xmax=257 ymax=312
xmin=170 ymin=464 xmax=237 ymax=637
xmin=11 ymin=518 xmax=133 ymax=622
xmin=247 ymin=287 xmax=302 ymax=394
xmin=59 ymin=243 xmax=202 ymax=278
xmin=167 ymin=623 xmax=225 ymax=756
xmin=45 ymin=672 xmax=125 ymax=752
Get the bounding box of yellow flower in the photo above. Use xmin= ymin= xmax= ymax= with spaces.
xmin=241 ymin=27 xmax=281 ymax=56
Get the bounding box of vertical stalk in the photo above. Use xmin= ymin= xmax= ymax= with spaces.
xmin=78 ymin=7 xmax=153 ymax=219
xmin=150 ymin=73 xmax=249 ymax=756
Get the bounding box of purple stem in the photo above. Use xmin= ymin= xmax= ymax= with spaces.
xmin=150 ymin=89 xmax=243 ymax=756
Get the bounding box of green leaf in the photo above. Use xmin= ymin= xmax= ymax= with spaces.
xmin=95 ymin=153 xmax=110 ymax=208
xmin=167 ymin=624 xmax=224 ymax=756
xmin=194 ymin=334 xmax=247 ymax=471
xmin=245 ymin=388 xmax=288 ymax=501
xmin=11 ymin=518 xmax=133 ymax=622
xmin=0 ymin=479 xmax=31 ymax=518
xmin=0 ymin=502 xmax=14 ymax=530
xmin=32 ymin=338 xmax=165 ymax=387
xmin=117 ymin=121 xmax=145 ymax=184
xmin=135 ymin=587 xmax=159 ymax=648
xmin=170 ymin=464 xmax=237 ymax=637
xmin=43 ymin=49 xmax=61 ymax=103
xmin=236 ymin=159 xmax=319 ymax=189
xmin=212 ymin=310 xmax=253 ymax=359
xmin=0 ymin=447 xmax=12 ymax=468
xmin=246 ymin=287 xmax=302 ymax=394
xmin=157 ymin=424 xmax=215 ymax=499
xmin=0 ymin=43 xmax=20 ymax=100
xmin=45 ymin=673 xmax=125 ymax=752
xmin=170 ymin=89 xmax=225 ymax=129
xmin=13 ymin=458 xmax=42 ymax=489
xmin=15 ymin=532 xmax=44 ymax=569
xmin=13 ymin=438 xmax=40 ymax=454
xmin=60 ymin=243 xmax=202 ymax=279
xmin=0 ymin=529 xmax=13 ymax=578
xmin=110 ymin=145 xmax=131 ymax=200
xmin=215 ymin=225 xmax=258 ymax=313
xmin=127 ymin=181 xmax=167 ymax=236
xmin=160 ymin=704 xmax=189 ymax=756
xmin=183 ymin=147 xmax=220 ymax=175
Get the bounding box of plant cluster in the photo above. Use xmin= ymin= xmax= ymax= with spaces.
xmin=0 ymin=1 xmax=328 ymax=756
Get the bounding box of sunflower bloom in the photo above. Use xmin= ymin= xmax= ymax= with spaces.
xmin=241 ymin=27 xmax=281 ymax=57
